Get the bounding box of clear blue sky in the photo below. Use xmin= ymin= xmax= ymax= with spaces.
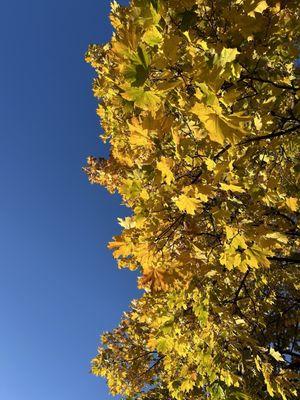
xmin=0 ymin=1 xmax=139 ymax=399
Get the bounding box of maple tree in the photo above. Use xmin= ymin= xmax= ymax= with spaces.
xmin=85 ymin=0 xmax=300 ymax=399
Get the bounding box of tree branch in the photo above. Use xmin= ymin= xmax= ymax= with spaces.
xmin=233 ymin=269 xmax=250 ymax=304
xmin=268 ymin=256 xmax=300 ymax=264
xmin=240 ymin=124 xmax=300 ymax=145
xmin=241 ymin=74 xmax=299 ymax=91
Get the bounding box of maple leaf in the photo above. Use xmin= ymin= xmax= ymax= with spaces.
xmin=121 ymin=87 xmax=161 ymax=111
xmin=191 ymin=102 xmax=226 ymax=144
xmin=157 ymin=157 xmax=175 ymax=185
xmin=286 ymin=197 xmax=298 ymax=212
xmin=85 ymin=0 xmax=300 ymax=399
xmin=217 ymin=47 xmax=240 ymax=67
xmin=248 ymin=1 xmax=269 ymax=17
xmin=191 ymin=102 xmax=247 ymax=144
xmin=174 ymin=194 xmax=200 ymax=215
xmin=142 ymin=26 xmax=163 ymax=47
xmin=269 ymin=348 xmax=284 ymax=362
xmin=220 ymin=183 xmax=246 ymax=193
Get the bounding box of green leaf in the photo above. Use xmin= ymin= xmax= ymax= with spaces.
xmin=142 ymin=26 xmax=163 ymax=47
xmin=217 ymin=48 xmax=240 ymax=67
xmin=121 ymin=87 xmax=161 ymax=111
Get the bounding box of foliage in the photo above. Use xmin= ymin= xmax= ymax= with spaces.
xmin=85 ymin=0 xmax=300 ymax=399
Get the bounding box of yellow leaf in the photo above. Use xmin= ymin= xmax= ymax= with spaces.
xmin=191 ymin=103 xmax=248 ymax=144
xmin=277 ymin=387 xmax=287 ymax=400
xmin=248 ymin=1 xmax=268 ymax=17
xmin=147 ymin=337 xmax=157 ymax=350
xmin=286 ymin=197 xmax=298 ymax=212
xmin=255 ymin=356 xmax=262 ymax=372
xmin=254 ymin=115 xmax=262 ymax=130
xmin=140 ymin=188 xmax=150 ymax=200
xmin=231 ymin=235 xmax=247 ymax=250
xmin=244 ymin=246 xmax=270 ymax=269
xmin=221 ymin=370 xmax=234 ymax=386
xmin=156 ymin=80 xmax=182 ymax=91
xmin=265 ymin=232 xmax=288 ymax=244
xmin=220 ymin=251 xmax=235 ymax=271
xmin=192 ymin=244 xmax=206 ymax=260
xmin=204 ymin=158 xmax=216 ymax=171
xmin=205 ymin=269 xmax=218 ymax=278
xmin=254 ymin=1 xmax=268 ymax=14
xmin=117 ymin=216 xmax=135 ymax=229
xmin=128 ymin=120 xmax=152 ymax=147
xmin=108 ymin=237 xmax=133 ymax=260
xmin=262 ymin=364 xmax=274 ymax=397
xmin=175 ymin=194 xmax=200 ymax=215
xmin=156 ymin=336 xmax=173 ymax=353
xmin=220 ymin=183 xmax=245 ymax=193
xmin=191 ymin=103 xmax=225 ymax=144
xmin=226 ymin=226 xmax=237 ymax=240
xmin=218 ymin=48 xmax=240 ymax=67
xmin=157 ymin=157 xmax=175 ymax=185
xmin=197 ymin=39 xmax=208 ymax=51
xmin=181 ymin=378 xmax=195 ymax=393
xmin=269 ymin=348 xmax=284 ymax=362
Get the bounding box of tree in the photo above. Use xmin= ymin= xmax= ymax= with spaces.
xmin=85 ymin=1 xmax=300 ymax=399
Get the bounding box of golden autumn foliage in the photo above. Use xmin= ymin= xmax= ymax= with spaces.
xmin=84 ymin=1 xmax=300 ymax=399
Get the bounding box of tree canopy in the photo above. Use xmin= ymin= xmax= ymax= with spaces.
xmin=85 ymin=1 xmax=300 ymax=399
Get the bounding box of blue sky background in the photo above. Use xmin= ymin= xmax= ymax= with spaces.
xmin=0 ymin=1 xmax=139 ymax=399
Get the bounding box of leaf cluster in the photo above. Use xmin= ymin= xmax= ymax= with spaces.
xmin=85 ymin=1 xmax=300 ymax=399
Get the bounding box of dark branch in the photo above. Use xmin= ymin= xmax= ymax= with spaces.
xmin=269 ymin=256 xmax=300 ymax=264
xmin=240 ymin=124 xmax=300 ymax=145
xmin=241 ymin=74 xmax=299 ymax=91
xmin=233 ymin=269 xmax=250 ymax=304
